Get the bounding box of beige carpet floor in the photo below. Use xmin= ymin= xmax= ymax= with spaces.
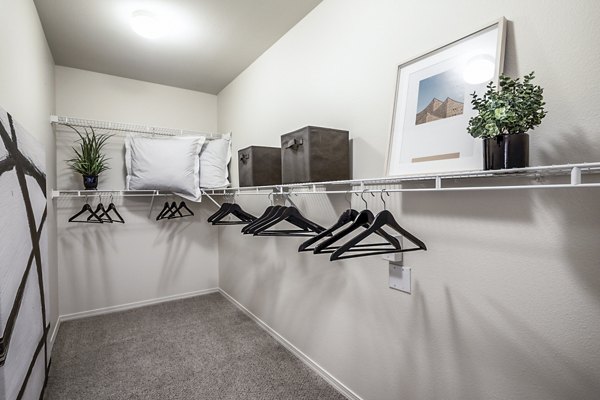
xmin=45 ymin=293 xmax=346 ymax=400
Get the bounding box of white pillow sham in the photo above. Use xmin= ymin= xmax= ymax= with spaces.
xmin=125 ymin=135 xmax=206 ymax=202
xmin=199 ymin=135 xmax=231 ymax=188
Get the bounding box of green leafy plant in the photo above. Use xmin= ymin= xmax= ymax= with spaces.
xmin=467 ymin=72 xmax=547 ymax=139
xmin=66 ymin=125 xmax=112 ymax=176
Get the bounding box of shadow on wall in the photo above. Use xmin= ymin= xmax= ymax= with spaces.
xmin=58 ymin=197 xmax=218 ymax=309
xmin=536 ymin=127 xmax=600 ymax=166
xmin=401 ymin=190 xmax=535 ymax=223
xmin=539 ymin=190 xmax=600 ymax=305
xmin=444 ymin=288 xmax=600 ymax=399
xmin=154 ymin=202 xmax=217 ymax=292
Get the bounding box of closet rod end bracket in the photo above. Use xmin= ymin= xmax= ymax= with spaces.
xmin=389 ymin=265 xmax=411 ymax=294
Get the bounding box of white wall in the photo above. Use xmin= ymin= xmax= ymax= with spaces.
xmin=55 ymin=67 xmax=219 ymax=316
xmin=217 ymin=1 xmax=600 ymax=399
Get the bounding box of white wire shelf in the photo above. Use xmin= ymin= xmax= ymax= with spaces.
xmin=203 ymin=162 xmax=600 ymax=195
xmin=50 ymin=115 xmax=225 ymax=139
xmin=51 ymin=190 xmax=172 ymax=199
xmin=51 ymin=162 xmax=600 ymax=200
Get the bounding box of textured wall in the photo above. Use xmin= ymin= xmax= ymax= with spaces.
xmin=55 ymin=67 xmax=220 ymax=317
xmin=0 ymin=0 xmax=56 ymax=399
xmin=217 ymin=1 xmax=600 ymax=399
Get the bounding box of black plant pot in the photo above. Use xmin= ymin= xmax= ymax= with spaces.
xmin=83 ymin=175 xmax=98 ymax=190
xmin=483 ymin=133 xmax=529 ymax=170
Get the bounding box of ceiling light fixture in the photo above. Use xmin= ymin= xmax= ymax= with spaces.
xmin=130 ymin=10 xmax=165 ymax=39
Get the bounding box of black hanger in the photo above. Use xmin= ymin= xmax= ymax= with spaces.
xmin=167 ymin=201 xmax=194 ymax=219
xmin=208 ymin=195 xmax=256 ymax=225
xmin=69 ymin=200 xmax=104 ymax=223
xmin=253 ymin=205 xmax=325 ymax=237
xmin=298 ymin=193 xmax=356 ymax=252
xmin=242 ymin=205 xmax=285 ymax=234
xmin=242 ymin=193 xmax=281 ymax=233
xmin=156 ymin=201 xmax=177 ymax=220
xmin=212 ymin=203 xmax=256 ymax=225
xmin=330 ymin=209 xmax=426 ymax=260
xmin=102 ymin=201 xmax=125 ymax=223
xmin=86 ymin=198 xmax=112 ymax=223
xmin=208 ymin=202 xmax=233 ymax=222
xmin=298 ymin=208 xmax=356 ymax=252
xmin=312 ymin=191 xmax=401 ymax=254
xmin=313 ymin=209 xmax=399 ymax=253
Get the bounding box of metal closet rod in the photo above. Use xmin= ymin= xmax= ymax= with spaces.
xmin=50 ymin=115 xmax=225 ymax=139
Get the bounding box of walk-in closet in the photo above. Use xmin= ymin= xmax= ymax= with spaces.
xmin=1 ymin=0 xmax=599 ymax=399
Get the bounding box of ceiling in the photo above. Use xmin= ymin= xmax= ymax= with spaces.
xmin=35 ymin=0 xmax=322 ymax=94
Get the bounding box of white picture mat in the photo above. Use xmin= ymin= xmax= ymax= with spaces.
xmin=387 ymin=19 xmax=506 ymax=176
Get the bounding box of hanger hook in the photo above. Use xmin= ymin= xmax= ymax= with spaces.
xmin=380 ymin=189 xmax=389 ymax=210
xmin=344 ymin=191 xmax=352 ymax=209
xmin=360 ymin=189 xmax=369 ymax=209
xmin=268 ymin=192 xmax=274 ymax=206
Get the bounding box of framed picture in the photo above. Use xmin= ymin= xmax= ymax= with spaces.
xmin=386 ymin=18 xmax=507 ymax=176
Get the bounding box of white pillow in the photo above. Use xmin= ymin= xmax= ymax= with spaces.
xmin=199 ymin=135 xmax=231 ymax=188
xmin=125 ymin=135 xmax=206 ymax=201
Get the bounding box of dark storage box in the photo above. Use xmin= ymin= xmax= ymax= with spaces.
xmin=281 ymin=126 xmax=350 ymax=184
xmin=238 ymin=146 xmax=282 ymax=187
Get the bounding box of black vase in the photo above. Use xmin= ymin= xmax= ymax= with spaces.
xmin=83 ymin=175 xmax=98 ymax=190
xmin=483 ymin=133 xmax=529 ymax=170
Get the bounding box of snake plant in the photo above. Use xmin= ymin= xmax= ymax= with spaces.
xmin=66 ymin=125 xmax=111 ymax=176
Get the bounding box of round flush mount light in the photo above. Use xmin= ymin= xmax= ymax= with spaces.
xmin=463 ymin=55 xmax=496 ymax=85
xmin=130 ymin=10 xmax=165 ymax=39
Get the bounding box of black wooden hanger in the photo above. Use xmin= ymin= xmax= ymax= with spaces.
xmin=252 ymin=194 xmax=325 ymax=237
xmin=312 ymin=191 xmax=400 ymax=254
xmin=242 ymin=193 xmax=281 ymax=234
xmin=168 ymin=201 xmax=194 ymax=219
xmin=89 ymin=201 xmax=112 ymax=223
xmin=156 ymin=201 xmax=178 ymax=220
xmin=329 ymin=190 xmax=427 ymax=260
xmin=207 ymin=202 xmax=233 ymax=222
xmin=210 ymin=196 xmax=256 ymax=225
xmin=298 ymin=208 xmax=355 ymax=251
xmin=69 ymin=197 xmax=103 ymax=223
xmin=330 ymin=209 xmax=426 ymax=260
xmin=95 ymin=195 xmax=125 ymax=223
xmin=103 ymin=202 xmax=125 ymax=223
xmin=298 ymin=192 xmax=356 ymax=252
xmin=253 ymin=206 xmax=325 ymax=236
xmin=156 ymin=198 xmax=194 ymax=220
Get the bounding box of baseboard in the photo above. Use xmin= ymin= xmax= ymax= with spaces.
xmin=218 ymin=288 xmax=364 ymax=400
xmin=51 ymin=288 xmax=220 ymax=344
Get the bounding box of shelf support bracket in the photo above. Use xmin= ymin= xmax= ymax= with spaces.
xmin=201 ymin=190 xmax=221 ymax=208
xmin=571 ymin=167 xmax=581 ymax=185
xmin=148 ymin=190 xmax=157 ymax=219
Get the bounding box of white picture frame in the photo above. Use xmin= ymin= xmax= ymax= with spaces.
xmin=386 ymin=18 xmax=507 ymax=176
